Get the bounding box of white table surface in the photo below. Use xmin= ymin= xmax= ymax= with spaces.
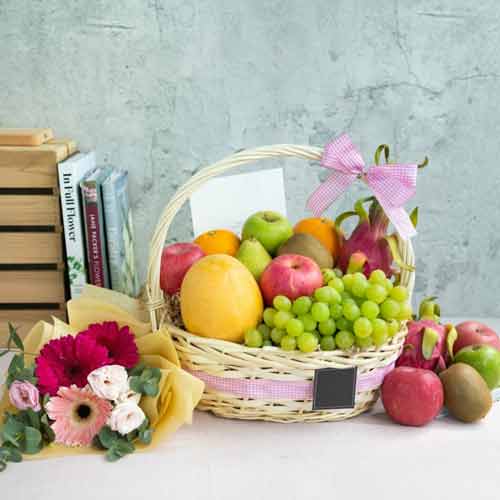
xmin=2 ymin=318 xmax=500 ymax=500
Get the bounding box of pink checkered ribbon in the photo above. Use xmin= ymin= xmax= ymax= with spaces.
xmin=307 ymin=134 xmax=418 ymax=239
xmin=187 ymin=362 xmax=395 ymax=401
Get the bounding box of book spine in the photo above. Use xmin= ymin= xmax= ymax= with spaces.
xmin=102 ymin=174 xmax=122 ymax=292
xmin=102 ymin=172 xmax=139 ymax=296
xmin=81 ymin=181 xmax=110 ymax=288
xmin=58 ymin=163 xmax=87 ymax=298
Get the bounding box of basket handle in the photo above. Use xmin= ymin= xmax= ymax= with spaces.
xmin=144 ymin=144 xmax=415 ymax=331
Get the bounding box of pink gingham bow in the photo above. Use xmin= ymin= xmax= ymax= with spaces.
xmin=307 ymin=134 xmax=418 ymax=239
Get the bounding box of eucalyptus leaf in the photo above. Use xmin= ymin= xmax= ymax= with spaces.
xmin=0 ymin=461 xmax=6 ymax=472
xmin=140 ymin=368 xmax=153 ymax=381
xmin=139 ymin=429 xmax=152 ymax=445
xmin=128 ymin=362 xmax=146 ymax=377
xmin=26 ymin=409 xmax=41 ymax=430
xmin=0 ymin=350 xmax=9 ymax=358
xmin=98 ymin=426 xmax=120 ymax=449
xmin=114 ymin=440 xmax=134 ymax=455
xmin=129 ymin=376 xmax=143 ymax=393
xmin=143 ymin=380 xmax=159 ymax=397
xmin=138 ymin=417 xmax=149 ymax=432
xmin=106 ymin=450 xmax=122 ymax=462
xmin=1 ymin=416 xmax=25 ymax=446
xmin=0 ymin=446 xmax=22 ymax=463
xmin=23 ymin=426 xmax=42 ymax=454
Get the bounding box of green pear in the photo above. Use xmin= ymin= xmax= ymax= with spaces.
xmin=236 ymin=237 xmax=272 ymax=280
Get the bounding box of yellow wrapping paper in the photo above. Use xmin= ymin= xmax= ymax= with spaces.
xmin=0 ymin=285 xmax=204 ymax=460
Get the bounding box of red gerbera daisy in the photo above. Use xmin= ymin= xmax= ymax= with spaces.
xmin=81 ymin=322 xmax=139 ymax=369
xmin=35 ymin=335 xmax=110 ymax=396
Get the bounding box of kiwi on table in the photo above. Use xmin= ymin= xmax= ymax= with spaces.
xmin=277 ymin=233 xmax=333 ymax=269
xmin=439 ymin=363 xmax=492 ymax=423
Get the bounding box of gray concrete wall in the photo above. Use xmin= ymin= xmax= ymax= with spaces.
xmin=1 ymin=0 xmax=499 ymax=316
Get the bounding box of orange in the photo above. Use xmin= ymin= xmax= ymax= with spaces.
xmin=293 ymin=217 xmax=340 ymax=260
xmin=194 ymin=229 xmax=241 ymax=256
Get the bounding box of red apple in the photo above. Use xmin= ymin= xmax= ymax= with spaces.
xmin=454 ymin=321 xmax=500 ymax=354
xmin=259 ymin=254 xmax=323 ymax=305
xmin=160 ymin=243 xmax=205 ymax=295
xmin=381 ymin=367 xmax=444 ymax=426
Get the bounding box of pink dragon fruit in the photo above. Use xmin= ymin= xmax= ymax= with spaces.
xmin=335 ymin=144 xmax=425 ymax=278
xmin=396 ymin=298 xmax=457 ymax=373
xmin=336 ymin=197 xmax=397 ymax=277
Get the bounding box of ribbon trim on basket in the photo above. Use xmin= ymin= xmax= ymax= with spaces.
xmin=187 ymin=362 xmax=395 ymax=401
xmin=307 ymin=133 xmax=418 ymax=239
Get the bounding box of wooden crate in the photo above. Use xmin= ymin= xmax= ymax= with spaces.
xmin=0 ymin=138 xmax=77 ymax=339
xmin=0 ymin=308 xmax=67 ymax=344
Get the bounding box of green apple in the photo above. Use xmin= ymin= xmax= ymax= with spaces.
xmin=454 ymin=344 xmax=500 ymax=389
xmin=241 ymin=211 xmax=293 ymax=255
xmin=236 ymin=238 xmax=272 ymax=280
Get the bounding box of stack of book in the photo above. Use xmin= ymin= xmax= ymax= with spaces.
xmin=58 ymin=154 xmax=139 ymax=299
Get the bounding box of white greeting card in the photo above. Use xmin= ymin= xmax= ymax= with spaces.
xmin=189 ymin=168 xmax=287 ymax=237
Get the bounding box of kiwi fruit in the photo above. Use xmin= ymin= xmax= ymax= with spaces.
xmin=439 ymin=363 xmax=492 ymax=423
xmin=277 ymin=233 xmax=333 ymax=269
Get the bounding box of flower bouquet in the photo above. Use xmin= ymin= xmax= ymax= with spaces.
xmin=0 ymin=286 xmax=204 ymax=471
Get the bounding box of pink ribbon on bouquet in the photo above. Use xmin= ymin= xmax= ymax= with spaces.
xmin=307 ymin=134 xmax=418 ymax=239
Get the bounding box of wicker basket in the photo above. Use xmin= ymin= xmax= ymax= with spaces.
xmin=144 ymin=144 xmax=415 ymax=423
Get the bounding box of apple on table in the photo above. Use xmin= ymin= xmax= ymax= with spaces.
xmin=453 ymin=321 xmax=500 ymax=354
xmin=454 ymin=345 xmax=500 ymax=390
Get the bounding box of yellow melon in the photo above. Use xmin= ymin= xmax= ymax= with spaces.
xmin=180 ymin=254 xmax=264 ymax=342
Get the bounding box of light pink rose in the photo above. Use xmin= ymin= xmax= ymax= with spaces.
xmin=9 ymin=380 xmax=41 ymax=411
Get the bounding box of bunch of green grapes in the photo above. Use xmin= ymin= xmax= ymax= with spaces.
xmin=244 ymin=268 xmax=412 ymax=353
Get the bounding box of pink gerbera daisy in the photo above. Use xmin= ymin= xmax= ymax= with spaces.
xmin=81 ymin=322 xmax=139 ymax=368
xmin=46 ymin=385 xmax=112 ymax=447
xmin=35 ymin=335 xmax=110 ymax=395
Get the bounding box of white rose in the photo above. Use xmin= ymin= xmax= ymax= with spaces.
xmin=87 ymin=365 xmax=129 ymax=401
xmin=108 ymin=401 xmax=146 ymax=435
xmin=116 ymin=389 xmax=141 ymax=405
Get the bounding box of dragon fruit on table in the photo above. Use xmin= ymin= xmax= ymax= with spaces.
xmin=396 ymin=298 xmax=457 ymax=373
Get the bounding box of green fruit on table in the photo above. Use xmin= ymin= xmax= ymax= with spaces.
xmin=242 ymin=211 xmax=293 ymax=255
xmin=235 ymin=237 xmax=272 ymax=280
xmin=454 ymin=344 xmax=500 ymax=389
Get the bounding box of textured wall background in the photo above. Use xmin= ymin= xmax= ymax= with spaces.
xmin=1 ymin=0 xmax=499 ymax=315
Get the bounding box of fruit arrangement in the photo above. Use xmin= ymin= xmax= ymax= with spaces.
xmin=382 ymin=298 xmax=499 ymax=426
xmin=158 ymin=140 xmax=421 ymax=357
xmin=160 ymin=200 xmax=413 ymax=353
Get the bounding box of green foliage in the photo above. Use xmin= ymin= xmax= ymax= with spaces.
xmin=94 ymin=418 xmax=153 ymax=462
xmin=0 ymin=407 xmax=55 ymax=471
xmin=0 ymin=323 xmax=37 ymax=388
xmin=128 ymin=364 xmax=161 ymax=397
xmin=96 ymin=426 xmax=135 ymax=462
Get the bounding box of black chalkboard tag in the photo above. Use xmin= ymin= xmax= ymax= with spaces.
xmin=312 ymin=367 xmax=357 ymax=410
